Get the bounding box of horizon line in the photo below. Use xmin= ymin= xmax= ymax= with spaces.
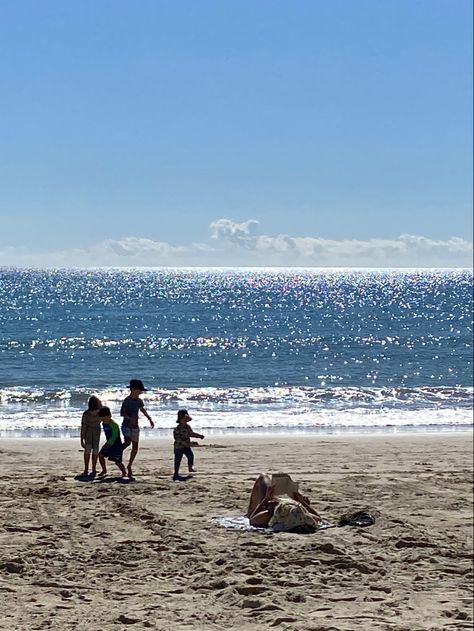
xmin=1 ymin=265 xmax=472 ymax=273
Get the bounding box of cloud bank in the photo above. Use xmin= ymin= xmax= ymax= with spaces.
xmin=1 ymin=219 xmax=472 ymax=268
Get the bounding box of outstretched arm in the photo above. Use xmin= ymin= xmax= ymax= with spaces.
xmin=189 ymin=430 xmax=204 ymax=440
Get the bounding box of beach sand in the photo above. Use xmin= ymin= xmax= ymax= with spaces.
xmin=0 ymin=432 xmax=472 ymax=631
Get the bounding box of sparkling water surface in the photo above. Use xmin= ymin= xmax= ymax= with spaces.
xmin=0 ymin=268 xmax=472 ymax=435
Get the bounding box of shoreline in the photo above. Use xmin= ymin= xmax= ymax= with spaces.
xmin=0 ymin=424 xmax=472 ymax=440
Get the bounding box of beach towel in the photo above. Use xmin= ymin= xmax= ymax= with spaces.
xmin=211 ymin=515 xmax=334 ymax=532
xmin=211 ymin=516 xmax=264 ymax=531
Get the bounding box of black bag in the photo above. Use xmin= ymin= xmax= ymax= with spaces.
xmin=338 ymin=511 xmax=375 ymax=527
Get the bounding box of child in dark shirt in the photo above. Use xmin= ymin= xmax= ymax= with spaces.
xmin=120 ymin=379 xmax=154 ymax=479
xmin=173 ymin=409 xmax=204 ymax=481
xmin=98 ymin=407 xmax=127 ymax=478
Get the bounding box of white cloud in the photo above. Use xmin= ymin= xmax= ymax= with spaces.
xmin=0 ymin=218 xmax=472 ymax=268
xmin=103 ymin=237 xmax=185 ymax=259
xmin=208 ymin=219 xmax=473 ymax=267
xmin=209 ymin=218 xmax=259 ymax=246
xmin=0 ymin=237 xmax=202 ymax=268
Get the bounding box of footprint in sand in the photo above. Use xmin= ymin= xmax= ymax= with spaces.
xmin=0 ymin=560 xmax=25 ymax=574
xmin=269 ymin=617 xmax=298 ymax=627
xmin=245 ymin=576 xmax=263 ymax=585
xmin=236 ymin=585 xmax=268 ymax=596
xmin=395 ymin=537 xmax=435 ymax=549
xmin=116 ymin=613 xmax=142 ymax=625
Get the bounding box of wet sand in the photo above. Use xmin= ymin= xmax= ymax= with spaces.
xmin=0 ymin=432 xmax=472 ymax=630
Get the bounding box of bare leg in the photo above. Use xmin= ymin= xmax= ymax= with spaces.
xmin=116 ymin=461 xmax=127 ymax=477
xmin=122 ymin=437 xmax=132 ymax=450
xmin=249 ymin=492 xmax=278 ymax=528
xmin=83 ymin=451 xmax=91 ymax=475
xmin=98 ymin=453 xmax=107 ymax=475
xmin=91 ymin=453 xmax=98 ymax=473
xmin=127 ymin=441 xmax=139 ymax=477
xmin=249 ymin=509 xmax=273 ymax=527
xmin=246 ymin=473 xmax=271 ymax=518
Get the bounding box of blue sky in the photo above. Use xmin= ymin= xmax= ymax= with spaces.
xmin=0 ymin=0 xmax=472 ymax=267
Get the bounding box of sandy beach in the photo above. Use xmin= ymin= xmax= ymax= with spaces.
xmin=0 ymin=432 xmax=472 ymax=631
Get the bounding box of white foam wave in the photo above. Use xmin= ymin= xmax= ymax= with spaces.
xmin=0 ymin=385 xmax=472 ymax=408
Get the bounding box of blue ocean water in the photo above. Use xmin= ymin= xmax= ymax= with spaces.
xmin=0 ymin=268 xmax=472 ymax=435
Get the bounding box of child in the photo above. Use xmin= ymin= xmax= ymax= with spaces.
xmin=97 ymin=406 xmax=127 ymax=478
xmin=120 ymin=379 xmax=154 ymax=479
xmin=173 ymin=409 xmax=205 ymax=481
xmin=80 ymin=395 xmax=103 ymax=477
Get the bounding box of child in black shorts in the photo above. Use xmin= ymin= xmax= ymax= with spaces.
xmin=98 ymin=407 xmax=127 ymax=478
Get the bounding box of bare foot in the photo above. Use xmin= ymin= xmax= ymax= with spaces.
xmin=98 ymin=470 xmax=107 ymax=477
xmin=189 ymin=467 xmax=196 ymax=473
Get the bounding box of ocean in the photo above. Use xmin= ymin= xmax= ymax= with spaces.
xmin=0 ymin=268 xmax=472 ymax=437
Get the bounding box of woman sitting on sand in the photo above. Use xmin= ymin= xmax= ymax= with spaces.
xmin=246 ymin=473 xmax=322 ymax=532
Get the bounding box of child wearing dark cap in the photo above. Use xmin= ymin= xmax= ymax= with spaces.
xmin=120 ymin=379 xmax=154 ymax=479
xmin=98 ymin=407 xmax=127 ymax=478
xmin=173 ymin=409 xmax=205 ymax=481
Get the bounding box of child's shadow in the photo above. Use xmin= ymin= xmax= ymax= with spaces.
xmin=92 ymin=476 xmax=133 ymax=484
xmin=74 ymin=475 xmax=132 ymax=484
xmin=74 ymin=474 xmax=93 ymax=483
xmin=173 ymin=474 xmax=193 ymax=482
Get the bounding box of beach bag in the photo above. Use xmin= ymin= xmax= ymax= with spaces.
xmin=338 ymin=510 xmax=376 ymax=527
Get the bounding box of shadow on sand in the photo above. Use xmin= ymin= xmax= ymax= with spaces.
xmin=173 ymin=474 xmax=193 ymax=482
xmin=74 ymin=474 xmax=133 ymax=484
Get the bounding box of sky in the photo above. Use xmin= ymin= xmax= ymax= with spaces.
xmin=0 ymin=0 xmax=472 ymax=268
